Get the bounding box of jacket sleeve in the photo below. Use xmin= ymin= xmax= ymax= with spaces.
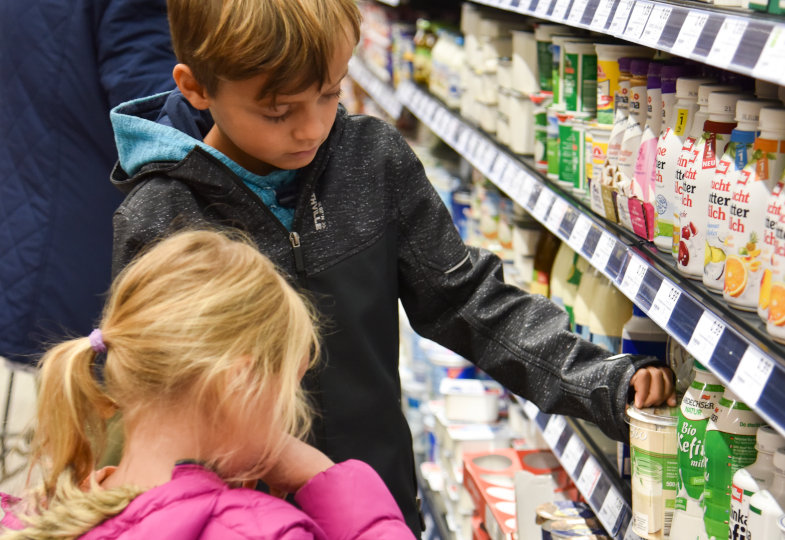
xmin=97 ymin=0 xmax=177 ymax=108
xmin=389 ymin=130 xmax=657 ymax=442
xmin=294 ymin=460 xmax=415 ymax=540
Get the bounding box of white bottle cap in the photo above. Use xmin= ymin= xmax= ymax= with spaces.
xmin=774 ymin=448 xmax=785 ymax=473
xmin=759 ymin=107 xmax=785 ymax=134
xmin=697 ymin=84 xmax=740 ymax=107
xmin=735 ymin=99 xmax=780 ymax=130
xmin=675 ymin=77 xmax=715 ymax=100
xmin=707 ymin=91 xmax=745 ymax=120
xmin=756 ymin=425 xmax=785 ymax=453
xmin=756 ymin=79 xmax=780 ymax=100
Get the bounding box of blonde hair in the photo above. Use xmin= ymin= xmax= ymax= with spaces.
xmin=167 ymin=0 xmax=362 ymax=97
xmin=5 ymin=229 xmax=320 ymax=538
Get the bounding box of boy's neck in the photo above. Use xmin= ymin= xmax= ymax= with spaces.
xmin=203 ymin=125 xmax=275 ymax=176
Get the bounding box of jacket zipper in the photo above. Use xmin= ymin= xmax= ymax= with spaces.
xmin=289 ymin=231 xmax=306 ymax=280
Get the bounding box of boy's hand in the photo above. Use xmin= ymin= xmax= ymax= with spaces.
xmin=630 ymin=365 xmax=677 ymax=408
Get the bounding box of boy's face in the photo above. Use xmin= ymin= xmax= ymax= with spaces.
xmin=201 ymin=36 xmax=355 ymax=176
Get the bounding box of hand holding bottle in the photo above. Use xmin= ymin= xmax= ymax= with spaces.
xmin=630 ymin=365 xmax=676 ymax=408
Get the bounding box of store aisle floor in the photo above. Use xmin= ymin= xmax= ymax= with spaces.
xmin=0 ymin=358 xmax=37 ymax=496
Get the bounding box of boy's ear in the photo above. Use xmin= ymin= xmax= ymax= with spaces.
xmin=173 ymin=64 xmax=211 ymax=110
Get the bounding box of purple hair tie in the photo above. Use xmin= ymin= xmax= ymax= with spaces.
xmin=89 ymin=328 xmax=107 ymax=354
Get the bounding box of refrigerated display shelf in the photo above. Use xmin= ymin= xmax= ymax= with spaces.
xmin=470 ymin=0 xmax=785 ymax=87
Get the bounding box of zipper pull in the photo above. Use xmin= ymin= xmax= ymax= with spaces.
xmin=289 ymin=232 xmax=305 ymax=276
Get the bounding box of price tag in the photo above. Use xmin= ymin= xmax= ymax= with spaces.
xmin=686 ymin=311 xmax=725 ymax=365
xmin=568 ymin=0 xmax=589 ymax=24
xmin=707 ymin=18 xmax=748 ymax=69
xmin=445 ymin=117 xmax=461 ymax=144
xmin=591 ymin=0 xmax=614 ymax=30
xmin=561 ymin=434 xmax=584 ymax=474
xmin=509 ymin=169 xmax=529 ymax=203
xmin=523 ymin=400 xmax=540 ymax=419
xmin=729 ymin=347 xmax=774 ymax=405
xmin=640 ymin=4 xmax=671 ymax=47
xmin=609 ymin=0 xmax=634 ymax=36
xmin=423 ymin=99 xmax=438 ymax=122
xmin=619 ymin=255 xmax=648 ymax=300
xmin=568 ymin=214 xmax=592 ymax=252
xmin=591 ymin=232 xmax=615 ymax=271
xmin=466 ymin=134 xmax=481 ymax=160
xmin=533 ymin=190 xmax=555 ymax=221
xmin=598 ymin=489 xmax=624 ymax=533
xmin=576 ymin=457 xmax=601 ymax=495
xmin=674 ymin=11 xmax=709 ymax=56
xmin=480 ymin=143 xmax=498 ymax=174
xmin=535 ymin=0 xmax=554 ymax=17
xmin=490 ymin=155 xmax=511 ymax=186
xmin=623 ymin=2 xmax=653 ymax=41
xmin=456 ymin=129 xmax=472 ymax=153
xmin=552 ymin=0 xmax=572 ymax=21
xmin=543 ymin=415 xmax=567 ymax=448
xmin=753 ymin=26 xmax=785 ymax=81
xmin=624 ymin=523 xmax=644 ymax=540
xmin=648 ymin=281 xmax=680 ymax=329
xmin=546 ymin=197 xmax=569 ymax=231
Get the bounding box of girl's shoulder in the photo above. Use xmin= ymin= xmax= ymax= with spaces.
xmin=0 ymin=492 xmax=25 ymax=531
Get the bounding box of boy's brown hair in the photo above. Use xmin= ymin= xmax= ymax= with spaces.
xmin=167 ymin=0 xmax=361 ymax=98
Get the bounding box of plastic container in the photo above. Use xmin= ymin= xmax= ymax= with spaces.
xmin=626 ymin=406 xmax=679 ymax=540
xmin=724 ymin=107 xmax=785 ymax=312
xmin=747 ymin=448 xmax=785 ymax=539
xmin=767 ymin=187 xmax=785 ymax=343
xmin=549 ymin=242 xmax=583 ymax=330
xmin=421 ymin=339 xmax=476 ymax=398
xmin=670 ymin=361 xmax=724 ymax=540
xmin=440 ymin=378 xmax=504 ymax=423
xmin=729 ymin=426 xmax=785 ymax=540
xmin=559 ymin=115 xmax=590 ymax=193
xmin=574 ymin=266 xmax=600 ymax=341
xmin=653 ymin=77 xmax=715 ymax=253
xmin=588 ymin=274 xmax=633 ymax=353
xmin=563 ymin=41 xmax=597 ymax=116
xmin=551 ymin=36 xmax=595 ymax=108
xmin=604 ymin=57 xmax=634 ymax=186
xmin=621 ymin=305 xmax=668 ymax=358
xmin=547 ymin=105 xmax=562 ymax=180
xmin=535 ymin=24 xmax=569 ymax=93
xmin=676 ymin=91 xmax=743 ymax=280
xmin=702 ymin=389 xmax=765 ymax=540
xmin=589 ymin=123 xmax=613 ymax=218
xmin=511 ymin=30 xmax=538 ymax=95
xmin=704 ymin=99 xmax=770 ymax=293
xmin=531 ymin=229 xmax=561 ymax=297
xmin=595 ymin=44 xmax=649 ymax=125
xmin=510 ymin=92 xmax=535 ymax=155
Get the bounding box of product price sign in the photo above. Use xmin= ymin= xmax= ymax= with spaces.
xmin=619 ymin=255 xmax=648 ymax=300
xmin=552 ymin=0 xmax=572 ymax=22
xmin=456 ymin=128 xmax=472 ymax=154
xmin=522 ymin=399 xmax=540 ymax=419
xmin=568 ymin=214 xmax=592 ymax=252
xmin=532 ymin=190 xmax=555 ymax=222
xmin=609 ymin=0 xmax=634 ymax=36
xmin=545 ymin=197 xmax=569 ymax=232
xmin=753 ymin=26 xmax=785 ymax=83
xmin=707 ymin=18 xmax=748 ymax=69
xmin=535 ymin=0 xmax=554 ymax=17
xmin=674 ymin=11 xmax=709 ymax=57
xmin=510 ymin=169 xmax=531 ymax=203
xmin=568 ymin=0 xmax=589 ymax=24
xmin=622 ymin=1 xmax=653 ymax=41
xmin=639 ymin=4 xmax=671 ymax=47
xmin=590 ymin=0 xmax=614 ymax=30
xmin=686 ymin=311 xmax=725 ymax=365
xmin=590 ymin=232 xmax=615 ymax=272
xmin=598 ymin=489 xmax=624 ymax=534
xmin=648 ymin=281 xmax=680 ymax=329
xmin=489 ymin=155 xmax=511 ymax=187
xmin=480 ymin=142 xmax=498 ymax=175
xmin=466 ymin=134 xmax=481 ymax=162
xmin=576 ymin=457 xmax=601 ymax=496
xmin=623 ymin=521 xmax=645 ymax=540
xmin=422 ymin=99 xmax=438 ymax=123
xmin=560 ymin=434 xmax=584 ymax=474
xmin=729 ymin=347 xmax=774 ymax=406
xmin=543 ymin=414 xmax=567 ymax=448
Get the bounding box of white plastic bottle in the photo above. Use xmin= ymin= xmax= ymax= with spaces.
xmin=605 ymin=57 xmax=635 ymax=186
xmin=748 ymin=448 xmax=785 ymax=539
xmin=729 ymin=426 xmax=785 ymax=540
xmin=672 ymin=83 xmax=739 ymax=260
xmin=653 ymin=77 xmax=715 ymax=253
xmin=549 ymin=242 xmax=583 ymax=330
xmin=704 ymin=99 xmax=769 ymax=293
xmin=676 ymin=91 xmax=744 ymax=280
xmin=621 ymin=305 xmax=668 ymax=358
xmin=588 ymin=274 xmax=632 ymax=353
xmin=573 ymin=263 xmax=599 ymax=342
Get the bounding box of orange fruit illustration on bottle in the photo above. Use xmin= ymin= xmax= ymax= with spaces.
xmin=724 ymin=256 xmax=747 ymax=298
xmin=768 ymin=283 xmax=785 ymax=327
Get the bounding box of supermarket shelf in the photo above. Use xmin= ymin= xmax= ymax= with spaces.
xmin=469 ymin=0 xmax=785 ymax=87
xmin=348 ymin=57 xmax=403 ymax=120
xmin=392 ymin=78 xmax=785 ymax=439
xmin=515 ymin=397 xmax=641 ymax=540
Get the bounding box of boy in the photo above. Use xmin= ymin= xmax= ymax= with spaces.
xmin=109 ymin=0 xmax=675 ymax=535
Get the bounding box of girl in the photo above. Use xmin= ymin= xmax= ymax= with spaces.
xmin=0 ymin=229 xmax=413 ymax=539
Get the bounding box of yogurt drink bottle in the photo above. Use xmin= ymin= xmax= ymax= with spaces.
xmin=677 ymin=91 xmax=743 ymax=280
xmin=729 ymin=426 xmax=785 ymax=540
xmin=747 ymin=449 xmax=785 ymax=540
xmin=669 ymin=361 xmax=724 ymax=540
xmin=724 ymin=107 xmax=785 ymax=311
xmin=702 ymin=389 xmax=765 ymax=540
xmin=549 ymin=241 xmax=583 ymax=330
xmin=605 ymin=57 xmax=635 ymax=186
xmin=704 ymin=99 xmax=769 ymax=293
xmin=573 ymin=265 xmax=599 ymax=341
xmin=588 ymin=274 xmax=632 ymax=353
xmin=767 ymin=186 xmax=785 ymax=342
xmin=673 ymin=83 xmax=740 ymax=260
xmin=653 ymin=77 xmax=715 ymax=253
xmin=595 ymin=44 xmax=648 ymax=125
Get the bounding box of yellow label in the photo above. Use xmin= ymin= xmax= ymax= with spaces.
xmin=674 ymin=108 xmax=689 ymax=137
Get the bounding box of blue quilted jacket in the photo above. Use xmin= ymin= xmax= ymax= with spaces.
xmin=0 ymin=0 xmax=176 ymax=362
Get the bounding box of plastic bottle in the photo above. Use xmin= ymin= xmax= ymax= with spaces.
xmin=669 ymin=361 xmax=724 ymax=540
xmin=702 ymin=389 xmax=765 ymax=540
xmin=605 ymin=57 xmax=635 ymax=186
xmin=622 ymin=305 xmax=668 ymax=358
xmin=413 ymin=19 xmax=436 ymax=85
xmin=729 ymin=426 xmax=785 ymax=540
xmin=549 ymin=242 xmax=584 ymax=330
xmin=588 ymin=274 xmax=632 ymax=353
xmin=704 ymin=99 xmax=770 ymax=293
xmin=551 ymin=35 xmax=595 ymax=109
xmin=758 ymin=112 xmax=785 ymax=322
xmin=767 ymin=186 xmax=785 ymax=342
xmin=653 ymin=77 xmax=715 ymax=253
xmin=747 ymin=448 xmax=785 ymax=539
xmin=534 ymin=24 xmax=569 ymax=94
xmin=724 ymin=107 xmax=785 ymax=312
xmin=531 ymin=229 xmax=560 ymax=297
xmin=673 ymin=83 xmax=741 ymax=263
xmin=595 ymin=45 xmax=649 ymax=125
xmin=573 ymin=265 xmax=599 ymax=341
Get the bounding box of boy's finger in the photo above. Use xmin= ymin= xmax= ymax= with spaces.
xmin=631 ymin=370 xmax=651 ymax=408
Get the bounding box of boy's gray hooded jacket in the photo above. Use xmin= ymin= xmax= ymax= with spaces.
xmin=110 ymin=91 xmax=657 ymax=536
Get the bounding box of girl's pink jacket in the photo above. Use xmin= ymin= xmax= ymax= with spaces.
xmin=1 ymin=460 xmax=415 ymax=539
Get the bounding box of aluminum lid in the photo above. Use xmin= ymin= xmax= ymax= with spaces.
xmin=626 ymin=405 xmax=678 ymax=426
